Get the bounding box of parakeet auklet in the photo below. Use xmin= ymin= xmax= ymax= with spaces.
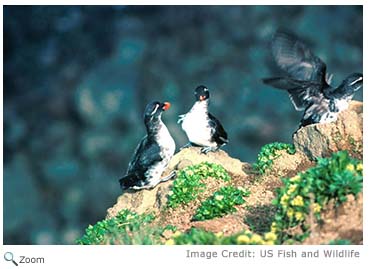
xmin=263 ymin=30 xmax=363 ymax=130
xmin=119 ymin=101 xmax=176 ymax=190
xmin=178 ymin=85 xmax=228 ymax=154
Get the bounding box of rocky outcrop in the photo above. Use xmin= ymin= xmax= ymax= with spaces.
xmin=106 ymin=100 xmax=363 ymax=244
xmin=303 ymin=193 xmax=363 ymax=245
xmin=168 ymin=147 xmax=247 ymax=178
xmin=107 ymin=148 xmax=249 ymax=219
xmin=106 ymin=180 xmax=172 ymax=218
xmin=293 ymin=101 xmax=363 ymax=160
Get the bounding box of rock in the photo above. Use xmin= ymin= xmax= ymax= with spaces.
xmin=106 ymin=180 xmax=173 ymax=218
xmin=191 ymin=215 xmax=249 ymax=236
xmin=106 ymin=148 xmax=250 ymax=218
xmin=104 ymin=103 xmax=363 ymax=244
xmin=168 ymin=147 xmax=248 ymax=178
xmin=268 ymin=151 xmax=313 ymax=178
xmin=303 ymin=193 xmax=363 ymax=245
xmin=293 ymin=101 xmax=363 ymax=160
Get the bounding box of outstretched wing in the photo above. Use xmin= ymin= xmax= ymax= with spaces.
xmin=208 ymin=113 xmax=229 ymax=145
xmin=263 ymin=77 xmax=323 ymax=111
xmin=127 ymin=136 xmax=162 ymax=173
xmin=271 ymin=30 xmax=328 ymax=86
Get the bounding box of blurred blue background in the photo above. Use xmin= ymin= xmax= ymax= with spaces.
xmin=3 ymin=6 xmax=363 ymax=244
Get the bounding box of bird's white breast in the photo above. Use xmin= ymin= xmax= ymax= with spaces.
xmin=333 ymin=98 xmax=350 ymax=112
xmin=304 ymin=98 xmax=350 ymax=124
xmin=144 ymin=122 xmax=175 ymax=182
xmin=320 ymin=98 xmax=350 ymax=123
xmin=157 ymin=123 xmax=176 ymax=158
xmin=180 ymin=102 xmax=217 ymax=147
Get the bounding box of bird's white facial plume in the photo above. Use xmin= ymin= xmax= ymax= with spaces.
xmin=348 ymin=76 xmax=363 ymax=87
xmin=151 ymin=104 xmax=160 ymax=115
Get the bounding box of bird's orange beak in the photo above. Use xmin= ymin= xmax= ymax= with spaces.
xmin=163 ymin=102 xmax=171 ymax=111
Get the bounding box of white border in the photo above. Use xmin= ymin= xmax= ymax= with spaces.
xmin=1 ymin=1 xmax=367 ymax=268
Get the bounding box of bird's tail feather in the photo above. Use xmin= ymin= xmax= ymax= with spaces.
xmin=119 ymin=174 xmax=140 ymax=190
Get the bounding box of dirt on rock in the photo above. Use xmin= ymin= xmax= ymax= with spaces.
xmin=303 ymin=193 xmax=363 ymax=245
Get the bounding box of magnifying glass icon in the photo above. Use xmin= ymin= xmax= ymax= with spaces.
xmin=4 ymin=252 xmax=18 ymax=266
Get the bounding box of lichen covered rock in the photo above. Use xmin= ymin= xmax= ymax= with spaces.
xmin=293 ymin=101 xmax=363 ymax=160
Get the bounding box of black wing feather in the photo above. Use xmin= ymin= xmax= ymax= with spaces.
xmin=120 ymin=136 xmax=162 ymax=190
xmin=208 ymin=113 xmax=228 ymax=145
xmin=263 ymin=77 xmax=323 ymax=110
xmin=127 ymin=136 xmax=162 ymax=173
xmin=271 ymin=30 xmax=328 ymax=86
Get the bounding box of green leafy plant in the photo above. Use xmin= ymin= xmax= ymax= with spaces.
xmin=76 ymin=209 xmax=157 ymax=245
xmin=253 ymin=142 xmax=296 ymax=174
xmin=167 ymin=162 xmax=231 ymax=208
xmin=329 ymin=239 xmax=352 ymax=245
xmin=166 ymin=228 xmax=277 ymax=245
xmin=271 ymin=151 xmax=363 ymax=243
xmin=193 ymin=186 xmax=250 ymax=221
xmin=167 ymin=228 xmax=220 ymax=245
xmin=77 ymin=152 xmax=362 ymax=245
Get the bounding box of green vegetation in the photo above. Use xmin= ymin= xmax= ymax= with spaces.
xmin=76 ymin=209 xmax=158 ymax=245
xmin=333 ymin=131 xmax=343 ymax=145
xmin=348 ymin=136 xmax=356 ymax=146
xmin=169 ymin=151 xmax=362 ymax=245
xmin=271 ymin=151 xmax=363 ymax=243
xmin=329 ymin=239 xmax=352 ymax=245
xmin=193 ymin=186 xmax=250 ymax=221
xmin=167 ymin=162 xmax=231 ymax=208
xmin=78 ymin=152 xmax=363 ymax=245
xmin=253 ymin=142 xmax=296 ymax=174
xmin=166 ymin=228 xmax=276 ymax=245
xmin=348 ymin=135 xmax=362 ymax=155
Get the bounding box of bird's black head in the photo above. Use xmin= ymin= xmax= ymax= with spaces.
xmin=144 ymin=101 xmax=171 ymax=117
xmin=338 ymin=73 xmax=363 ymax=98
xmin=194 ymin=85 xmax=210 ymax=102
xmin=144 ymin=101 xmax=171 ymax=124
xmin=344 ymin=73 xmax=363 ymax=91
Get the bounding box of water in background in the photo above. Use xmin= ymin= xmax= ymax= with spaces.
xmin=3 ymin=6 xmax=363 ymax=244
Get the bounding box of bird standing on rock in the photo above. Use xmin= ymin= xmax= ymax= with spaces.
xmin=263 ymin=30 xmax=363 ymax=130
xmin=119 ymin=101 xmax=176 ymax=190
xmin=178 ymin=85 xmax=228 ymax=154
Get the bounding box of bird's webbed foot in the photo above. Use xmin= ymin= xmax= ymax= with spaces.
xmin=160 ymin=170 xmax=177 ymax=182
xmin=180 ymin=142 xmax=194 ymax=151
xmin=200 ymin=146 xmax=219 ymax=154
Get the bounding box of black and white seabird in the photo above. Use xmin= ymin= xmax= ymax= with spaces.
xmin=119 ymin=101 xmax=176 ymax=190
xmin=178 ymin=85 xmax=228 ymax=154
xmin=263 ymin=30 xmax=363 ymax=130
